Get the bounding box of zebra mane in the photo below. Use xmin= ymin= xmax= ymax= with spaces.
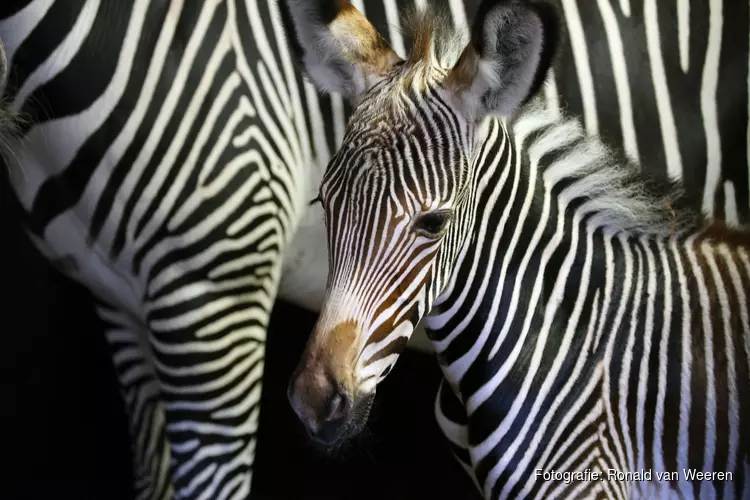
xmin=364 ymin=6 xmax=467 ymax=118
xmin=398 ymin=6 xmax=468 ymax=75
xmin=512 ymin=99 xmax=701 ymax=237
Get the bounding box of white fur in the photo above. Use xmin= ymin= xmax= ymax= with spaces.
xmin=515 ymin=100 xmax=694 ymax=237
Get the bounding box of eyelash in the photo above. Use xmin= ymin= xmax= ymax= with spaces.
xmin=309 ymin=195 xmax=327 ymax=225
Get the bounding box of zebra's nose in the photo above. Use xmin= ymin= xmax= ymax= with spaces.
xmin=287 ymin=369 xmax=353 ymax=445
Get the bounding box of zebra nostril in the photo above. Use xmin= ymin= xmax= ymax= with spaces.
xmin=324 ymin=387 xmax=351 ymax=423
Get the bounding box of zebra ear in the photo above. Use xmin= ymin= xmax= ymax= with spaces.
xmin=446 ymin=0 xmax=558 ymax=120
xmin=279 ymin=0 xmax=403 ymax=100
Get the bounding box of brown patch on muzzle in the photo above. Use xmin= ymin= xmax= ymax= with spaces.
xmin=288 ymin=320 xmax=361 ymax=436
xmin=304 ymin=319 xmax=359 ymax=389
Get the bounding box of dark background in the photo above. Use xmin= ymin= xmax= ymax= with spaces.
xmin=0 ymin=178 xmax=479 ymax=499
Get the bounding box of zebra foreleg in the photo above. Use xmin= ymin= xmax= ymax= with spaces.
xmin=96 ymin=305 xmax=174 ymax=500
xmin=434 ymin=380 xmax=482 ymax=495
xmin=144 ymin=298 xmax=269 ymax=499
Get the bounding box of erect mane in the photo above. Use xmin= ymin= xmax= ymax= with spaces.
xmin=358 ymin=5 xmax=468 ymax=116
xmin=512 ymin=99 xmax=704 ymax=238
xmin=398 ymin=5 xmax=468 ymax=71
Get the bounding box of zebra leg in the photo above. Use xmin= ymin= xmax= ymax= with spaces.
xmin=434 ymin=380 xmax=482 ymax=494
xmin=142 ymin=264 xmax=279 ymax=499
xmin=95 ymin=304 xmax=174 ymax=500
xmin=145 ymin=316 xmax=266 ymax=500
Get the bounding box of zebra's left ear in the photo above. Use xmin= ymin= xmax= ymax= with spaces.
xmin=446 ymin=0 xmax=558 ymax=121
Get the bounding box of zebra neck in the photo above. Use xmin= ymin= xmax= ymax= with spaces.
xmin=426 ymin=117 xmax=605 ymax=394
xmin=425 ymin=101 xmax=686 ymax=401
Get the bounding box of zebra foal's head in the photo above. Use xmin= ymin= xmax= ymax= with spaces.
xmin=281 ymin=0 xmax=557 ymax=445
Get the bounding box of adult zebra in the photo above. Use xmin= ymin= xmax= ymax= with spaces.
xmin=0 ymin=1 xmax=326 ymax=498
xmin=0 ymin=0 xmax=748 ymax=498
xmin=281 ymin=1 xmax=750 ymax=499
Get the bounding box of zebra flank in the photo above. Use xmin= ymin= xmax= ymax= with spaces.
xmin=1 ymin=1 xmax=303 ymax=498
xmin=283 ymin=1 xmax=750 ymax=499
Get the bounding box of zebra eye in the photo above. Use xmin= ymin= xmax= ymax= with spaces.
xmin=413 ymin=210 xmax=453 ymax=237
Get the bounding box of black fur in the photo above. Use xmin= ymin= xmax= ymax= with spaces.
xmin=277 ymin=0 xmax=305 ymax=64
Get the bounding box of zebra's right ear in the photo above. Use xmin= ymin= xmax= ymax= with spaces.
xmin=279 ymin=0 xmax=403 ymax=101
xmin=445 ymin=0 xmax=559 ymax=121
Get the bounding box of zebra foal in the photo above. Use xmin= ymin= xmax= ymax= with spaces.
xmin=281 ymin=0 xmax=750 ymax=498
